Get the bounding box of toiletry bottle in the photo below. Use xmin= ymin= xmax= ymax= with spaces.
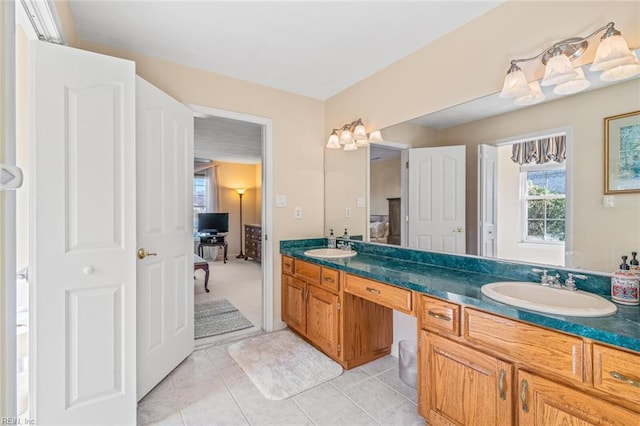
xmin=328 ymin=229 xmax=336 ymax=248
xmin=611 ymin=255 xmax=639 ymax=305
xmin=630 ymin=251 xmax=639 ymax=271
xmin=343 ymin=228 xmax=349 ymax=239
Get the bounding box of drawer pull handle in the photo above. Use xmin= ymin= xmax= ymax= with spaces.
xmin=427 ymin=311 xmax=451 ymax=322
xmin=610 ymin=371 xmax=640 ymax=388
xmin=324 ymin=277 xmax=335 ymax=283
xmin=366 ymin=287 xmax=381 ymax=295
xmin=520 ymin=379 xmax=529 ymax=413
xmin=498 ymin=369 xmax=506 ymax=401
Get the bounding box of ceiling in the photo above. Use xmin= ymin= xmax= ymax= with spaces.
xmin=195 ymin=116 xmax=262 ymax=164
xmin=68 ymin=1 xmax=503 ymax=101
xmin=66 ymin=1 xmax=504 ymax=164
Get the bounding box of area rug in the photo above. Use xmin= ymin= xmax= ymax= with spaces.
xmin=227 ymin=329 xmax=343 ymax=400
xmin=194 ymin=299 xmax=253 ymax=339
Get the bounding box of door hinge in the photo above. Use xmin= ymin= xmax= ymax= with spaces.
xmin=337 ymin=343 xmax=341 ymax=352
xmin=337 ymin=302 xmax=341 ymax=310
xmin=406 ymin=161 xmax=409 ymax=169
xmin=0 ymin=164 xmax=24 ymax=191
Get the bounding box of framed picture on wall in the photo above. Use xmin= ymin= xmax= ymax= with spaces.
xmin=605 ymin=110 xmax=640 ymax=194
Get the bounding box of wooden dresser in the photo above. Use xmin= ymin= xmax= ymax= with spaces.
xmin=244 ymin=224 xmax=262 ymax=262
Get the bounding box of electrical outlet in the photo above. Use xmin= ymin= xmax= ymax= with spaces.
xmin=345 ymin=207 xmax=352 ymax=218
xmin=294 ymin=207 xmax=302 ymax=219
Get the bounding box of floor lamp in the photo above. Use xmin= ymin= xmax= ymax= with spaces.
xmin=236 ymin=188 xmax=246 ymax=259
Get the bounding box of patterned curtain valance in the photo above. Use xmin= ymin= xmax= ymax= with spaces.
xmin=511 ymin=135 xmax=566 ymax=165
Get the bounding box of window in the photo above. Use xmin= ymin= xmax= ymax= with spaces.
xmin=521 ymin=166 xmax=566 ymax=242
xmin=194 ymin=174 xmax=207 ymax=230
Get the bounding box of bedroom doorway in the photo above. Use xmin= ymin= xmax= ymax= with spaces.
xmin=188 ymin=104 xmax=273 ymax=346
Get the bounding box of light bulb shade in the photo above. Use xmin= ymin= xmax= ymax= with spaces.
xmin=368 ymin=130 xmax=383 ymax=143
xmin=514 ymin=81 xmax=546 ymax=106
xmin=599 ymin=52 xmax=640 ymax=81
xmin=553 ymin=67 xmax=591 ymax=95
xmin=339 ymin=129 xmax=352 ymax=144
xmin=343 ymin=142 xmax=358 ymax=151
xmin=499 ymin=68 xmax=529 ymax=98
xmin=353 ymin=124 xmax=368 ymax=141
xmin=541 ymin=54 xmax=578 ymax=86
xmin=236 ymin=188 xmax=246 ymax=195
xmin=355 ymin=139 xmax=370 ymax=148
xmin=590 ymin=34 xmax=636 ymax=72
xmin=326 ymin=135 xmax=341 ymax=149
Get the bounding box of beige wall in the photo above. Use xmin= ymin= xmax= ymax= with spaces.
xmin=216 ymin=162 xmax=260 ymax=256
xmin=325 ymin=1 xmax=640 ymax=131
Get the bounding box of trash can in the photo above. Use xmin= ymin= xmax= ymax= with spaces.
xmin=399 ymin=340 xmax=418 ymax=389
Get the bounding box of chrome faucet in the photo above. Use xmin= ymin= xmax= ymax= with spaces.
xmin=532 ymin=268 xmax=587 ymax=291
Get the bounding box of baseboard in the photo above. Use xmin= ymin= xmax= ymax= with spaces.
xmin=272 ymin=320 xmax=287 ymax=331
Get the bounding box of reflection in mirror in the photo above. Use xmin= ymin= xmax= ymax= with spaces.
xmin=327 ymin=75 xmax=640 ymax=274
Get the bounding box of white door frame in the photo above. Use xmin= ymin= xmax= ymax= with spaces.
xmin=1 ymin=0 xmax=17 ymax=418
xmin=185 ymin=104 xmax=274 ymax=332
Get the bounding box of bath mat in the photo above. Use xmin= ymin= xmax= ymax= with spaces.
xmin=227 ymin=329 xmax=343 ymax=400
xmin=194 ymin=299 xmax=253 ymax=339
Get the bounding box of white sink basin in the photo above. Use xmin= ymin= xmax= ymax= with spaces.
xmin=303 ymin=248 xmax=357 ymax=259
xmin=481 ymin=281 xmax=617 ymax=317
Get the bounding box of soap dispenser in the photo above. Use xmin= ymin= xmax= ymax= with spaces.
xmin=611 ymin=255 xmax=639 ymax=305
xmin=328 ymin=229 xmax=336 ymax=248
xmin=630 ymin=251 xmax=639 ymax=272
xmin=342 ymin=228 xmax=350 ymax=239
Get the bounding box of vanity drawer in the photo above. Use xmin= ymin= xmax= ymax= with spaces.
xmin=593 ymin=344 xmax=640 ymax=406
xmin=464 ymin=308 xmax=584 ymax=383
xmin=282 ymin=256 xmax=294 ymax=276
xmin=344 ymin=274 xmax=412 ymax=315
xmin=420 ymin=295 xmax=460 ymax=336
xmin=318 ymin=267 xmax=340 ymax=293
xmin=294 ymin=259 xmax=321 ymax=286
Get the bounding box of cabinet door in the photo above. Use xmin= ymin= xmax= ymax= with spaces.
xmin=283 ymin=275 xmax=306 ymax=335
xmin=517 ymin=370 xmax=640 ymax=425
xmin=306 ymin=284 xmax=340 ymax=359
xmin=420 ymin=331 xmax=513 ymax=426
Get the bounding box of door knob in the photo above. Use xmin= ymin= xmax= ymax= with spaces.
xmin=137 ymin=248 xmax=158 ymax=260
xmin=453 ymin=227 xmax=464 ymax=233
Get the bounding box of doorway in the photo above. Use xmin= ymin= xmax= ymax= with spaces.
xmin=188 ymin=104 xmax=274 ymax=345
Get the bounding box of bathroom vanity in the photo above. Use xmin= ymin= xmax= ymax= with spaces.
xmin=281 ymin=239 xmax=640 ymax=425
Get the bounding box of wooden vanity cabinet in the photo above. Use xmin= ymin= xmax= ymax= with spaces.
xmin=281 ymin=256 xmax=392 ymax=369
xmin=421 ymin=330 xmax=513 ymax=425
xmin=418 ymin=294 xmax=640 ymax=425
xmin=517 ymin=370 xmax=640 ymax=425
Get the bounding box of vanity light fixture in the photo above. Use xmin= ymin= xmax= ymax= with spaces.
xmin=500 ymin=22 xmax=640 ymax=104
xmin=326 ymin=119 xmax=382 ymax=151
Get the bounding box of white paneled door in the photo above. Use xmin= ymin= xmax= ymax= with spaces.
xmin=407 ymin=146 xmax=466 ymax=253
xmin=31 ymin=42 xmax=137 ymax=424
xmin=479 ymin=144 xmax=498 ymax=257
xmin=136 ymin=77 xmax=194 ymax=400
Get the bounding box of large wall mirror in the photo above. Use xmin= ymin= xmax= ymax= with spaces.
xmin=325 ymin=73 xmax=640 ymax=274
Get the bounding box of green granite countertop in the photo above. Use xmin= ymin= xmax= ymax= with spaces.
xmin=280 ymin=240 xmax=640 ymax=354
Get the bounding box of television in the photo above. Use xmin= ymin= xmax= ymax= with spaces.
xmin=198 ymin=212 xmax=229 ymax=234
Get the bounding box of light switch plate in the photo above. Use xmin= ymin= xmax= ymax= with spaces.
xmin=276 ymin=195 xmax=287 ymax=208
xmin=357 ymin=197 xmax=365 ymax=208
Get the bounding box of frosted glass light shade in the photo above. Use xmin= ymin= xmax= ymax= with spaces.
xmin=499 ymin=68 xmax=529 ymax=98
xmin=353 ymin=124 xmax=368 ymax=140
xmin=600 ymin=52 xmax=640 ymax=81
xmin=553 ymin=67 xmax=591 ymax=95
xmin=368 ymin=130 xmax=383 ymax=143
xmin=514 ymin=81 xmax=546 ymax=106
xmin=326 ymin=133 xmax=341 ymax=149
xmin=339 ymin=129 xmax=352 ymax=144
xmin=590 ymin=34 xmax=636 ymax=71
xmin=541 ymin=54 xmax=578 ymax=86
xmin=355 ymin=139 xmax=370 ymax=148
xmin=343 ymin=142 xmax=358 ymax=151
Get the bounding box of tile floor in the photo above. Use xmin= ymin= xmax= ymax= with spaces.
xmin=137 ymin=337 xmax=425 ymax=426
